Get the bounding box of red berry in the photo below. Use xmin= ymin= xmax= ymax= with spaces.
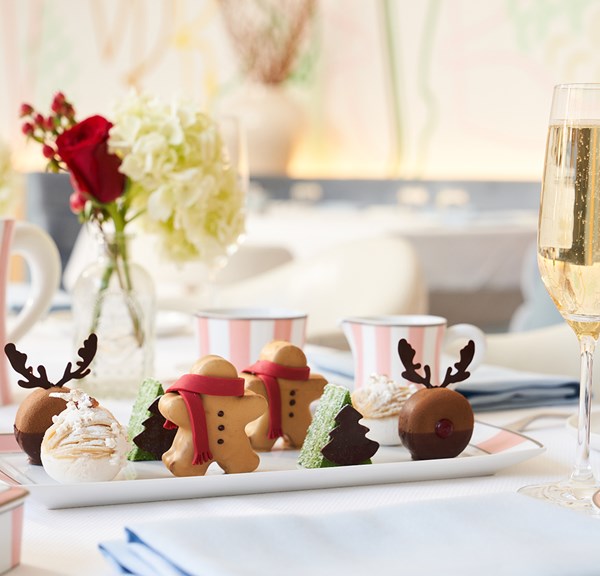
xmin=19 ymin=103 xmax=34 ymax=117
xmin=69 ymin=191 xmax=86 ymax=214
xmin=51 ymin=93 xmax=66 ymax=113
xmin=42 ymin=145 xmax=55 ymax=159
xmin=21 ymin=123 xmax=34 ymax=135
xmin=434 ymin=418 xmax=454 ymax=439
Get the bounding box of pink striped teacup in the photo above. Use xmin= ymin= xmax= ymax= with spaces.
xmin=341 ymin=315 xmax=486 ymax=389
xmin=195 ymin=308 xmax=307 ymax=371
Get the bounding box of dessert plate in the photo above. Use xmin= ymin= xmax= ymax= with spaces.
xmin=0 ymin=422 xmax=543 ymax=509
xmin=566 ymin=412 xmax=600 ymax=451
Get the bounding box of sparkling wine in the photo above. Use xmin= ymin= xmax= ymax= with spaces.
xmin=538 ymin=123 xmax=600 ymax=338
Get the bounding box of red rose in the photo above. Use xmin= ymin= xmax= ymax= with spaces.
xmin=56 ymin=115 xmax=125 ymax=205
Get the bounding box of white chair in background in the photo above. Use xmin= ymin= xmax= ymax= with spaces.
xmin=481 ymin=242 xmax=600 ymax=390
xmin=214 ymin=244 xmax=294 ymax=285
xmin=63 ymin=227 xmax=294 ymax=297
xmin=509 ymin=242 xmax=562 ymax=332
xmin=485 ymin=323 xmax=578 ymax=376
xmin=484 ymin=322 xmax=600 ymax=395
xmin=216 ymin=236 xmax=428 ymax=347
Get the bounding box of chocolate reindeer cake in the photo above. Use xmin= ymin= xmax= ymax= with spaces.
xmin=396 ymin=338 xmax=475 ymax=460
xmin=7 ymin=334 xmax=98 ymax=465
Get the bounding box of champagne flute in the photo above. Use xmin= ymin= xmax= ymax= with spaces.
xmin=520 ymin=84 xmax=600 ymax=511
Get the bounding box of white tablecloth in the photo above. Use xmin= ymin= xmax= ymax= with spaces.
xmin=2 ymin=314 xmax=597 ymax=575
xmin=8 ymin=415 xmax=596 ymax=576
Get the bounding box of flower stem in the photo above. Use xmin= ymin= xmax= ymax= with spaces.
xmin=90 ymin=257 xmax=114 ymax=335
xmin=111 ymin=230 xmax=145 ymax=346
xmin=90 ymin=204 xmax=145 ymax=347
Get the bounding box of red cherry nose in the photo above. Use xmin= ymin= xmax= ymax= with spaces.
xmin=435 ymin=418 xmax=454 ymax=439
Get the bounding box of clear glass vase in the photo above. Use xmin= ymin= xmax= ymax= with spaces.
xmin=71 ymin=231 xmax=155 ymax=398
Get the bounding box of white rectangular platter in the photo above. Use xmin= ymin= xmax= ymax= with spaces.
xmin=0 ymin=421 xmax=543 ymax=509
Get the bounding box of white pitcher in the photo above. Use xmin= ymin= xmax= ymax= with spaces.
xmin=0 ymin=219 xmax=61 ymax=404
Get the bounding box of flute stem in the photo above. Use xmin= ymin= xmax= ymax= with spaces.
xmin=571 ymin=334 xmax=596 ymax=484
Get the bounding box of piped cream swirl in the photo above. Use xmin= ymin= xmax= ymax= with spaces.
xmin=41 ymin=389 xmax=129 ymax=483
xmin=351 ymin=374 xmax=417 ymax=419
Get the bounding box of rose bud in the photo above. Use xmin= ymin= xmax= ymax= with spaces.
xmin=20 ymin=103 xmax=34 ymax=117
xmin=51 ymin=93 xmax=67 ymax=114
xmin=43 ymin=116 xmax=55 ymax=131
xmin=69 ymin=191 xmax=86 ymax=214
xmin=42 ymin=145 xmax=55 ymax=159
xmin=64 ymin=104 xmax=76 ymax=120
xmin=21 ymin=122 xmax=34 ymax=136
xmin=34 ymin=113 xmax=44 ymax=126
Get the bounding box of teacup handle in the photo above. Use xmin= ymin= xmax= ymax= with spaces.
xmin=443 ymin=323 xmax=487 ymax=371
xmin=8 ymin=221 xmax=61 ymax=342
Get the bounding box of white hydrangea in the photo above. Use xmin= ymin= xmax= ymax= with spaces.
xmin=108 ymin=93 xmax=245 ymax=266
xmin=0 ymin=143 xmax=19 ymax=217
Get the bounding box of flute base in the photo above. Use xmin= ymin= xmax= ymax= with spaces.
xmin=519 ymin=479 xmax=600 ymax=514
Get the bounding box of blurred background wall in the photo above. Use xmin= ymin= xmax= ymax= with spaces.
xmin=3 ymin=0 xmax=599 ymax=180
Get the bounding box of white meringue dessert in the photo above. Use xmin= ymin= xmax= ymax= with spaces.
xmin=351 ymin=374 xmax=417 ymax=446
xmin=41 ymin=389 xmax=129 ymax=483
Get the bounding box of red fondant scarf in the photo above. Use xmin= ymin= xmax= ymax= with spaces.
xmin=243 ymin=360 xmax=310 ymax=440
xmin=164 ymin=373 xmax=244 ymax=465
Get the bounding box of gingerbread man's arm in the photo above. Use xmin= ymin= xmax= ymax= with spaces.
xmin=243 ymin=375 xmax=267 ymax=398
xmin=302 ymin=377 xmax=328 ymax=403
xmin=158 ymin=393 xmax=190 ymax=428
xmin=240 ymin=391 xmax=268 ymax=425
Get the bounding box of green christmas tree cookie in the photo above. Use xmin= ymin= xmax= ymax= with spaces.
xmin=298 ymin=383 xmax=378 ymax=468
xmin=127 ymin=377 xmax=169 ymax=461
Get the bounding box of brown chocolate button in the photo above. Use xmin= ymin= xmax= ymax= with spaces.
xmin=217 ymin=411 xmax=224 ymax=417
xmin=290 ymin=390 xmax=296 ymax=396
xmin=290 ymin=399 xmax=296 ymax=406
xmin=289 ymin=412 xmax=294 ymax=418
xmin=218 ymin=425 xmax=225 ymax=431
xmin=217 ymin=439 xmax=224 ymax=444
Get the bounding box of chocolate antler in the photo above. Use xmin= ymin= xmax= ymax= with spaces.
xmin=397 ymin=338 xmax=475 ymax=388
xmin=4 ymin=333 xmax=98 ymax=389
xmin=55 ymin=334 xmax=97 ymax=387
xmin=439 ymin=340 xmax=475 ymax=387
xmin=397 ymin=339 xmax=432 ymax=387
xmin=4 ymin=344 xmax=52 ymax=389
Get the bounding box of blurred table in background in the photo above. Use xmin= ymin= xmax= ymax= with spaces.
xmin=245 ymin=198 xmax=537 ymax=331
xmin=59 ymin=179 xmax=539 ymax=334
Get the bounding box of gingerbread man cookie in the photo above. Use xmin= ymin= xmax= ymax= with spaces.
xmin=242 ymin=341 xmax=327 ymax=451
xmin=158 ymin=355 xmax=267 ymax=477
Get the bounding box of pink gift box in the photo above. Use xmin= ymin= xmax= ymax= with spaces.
xmin=0 ymin=485 xmax=27 ymax=574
